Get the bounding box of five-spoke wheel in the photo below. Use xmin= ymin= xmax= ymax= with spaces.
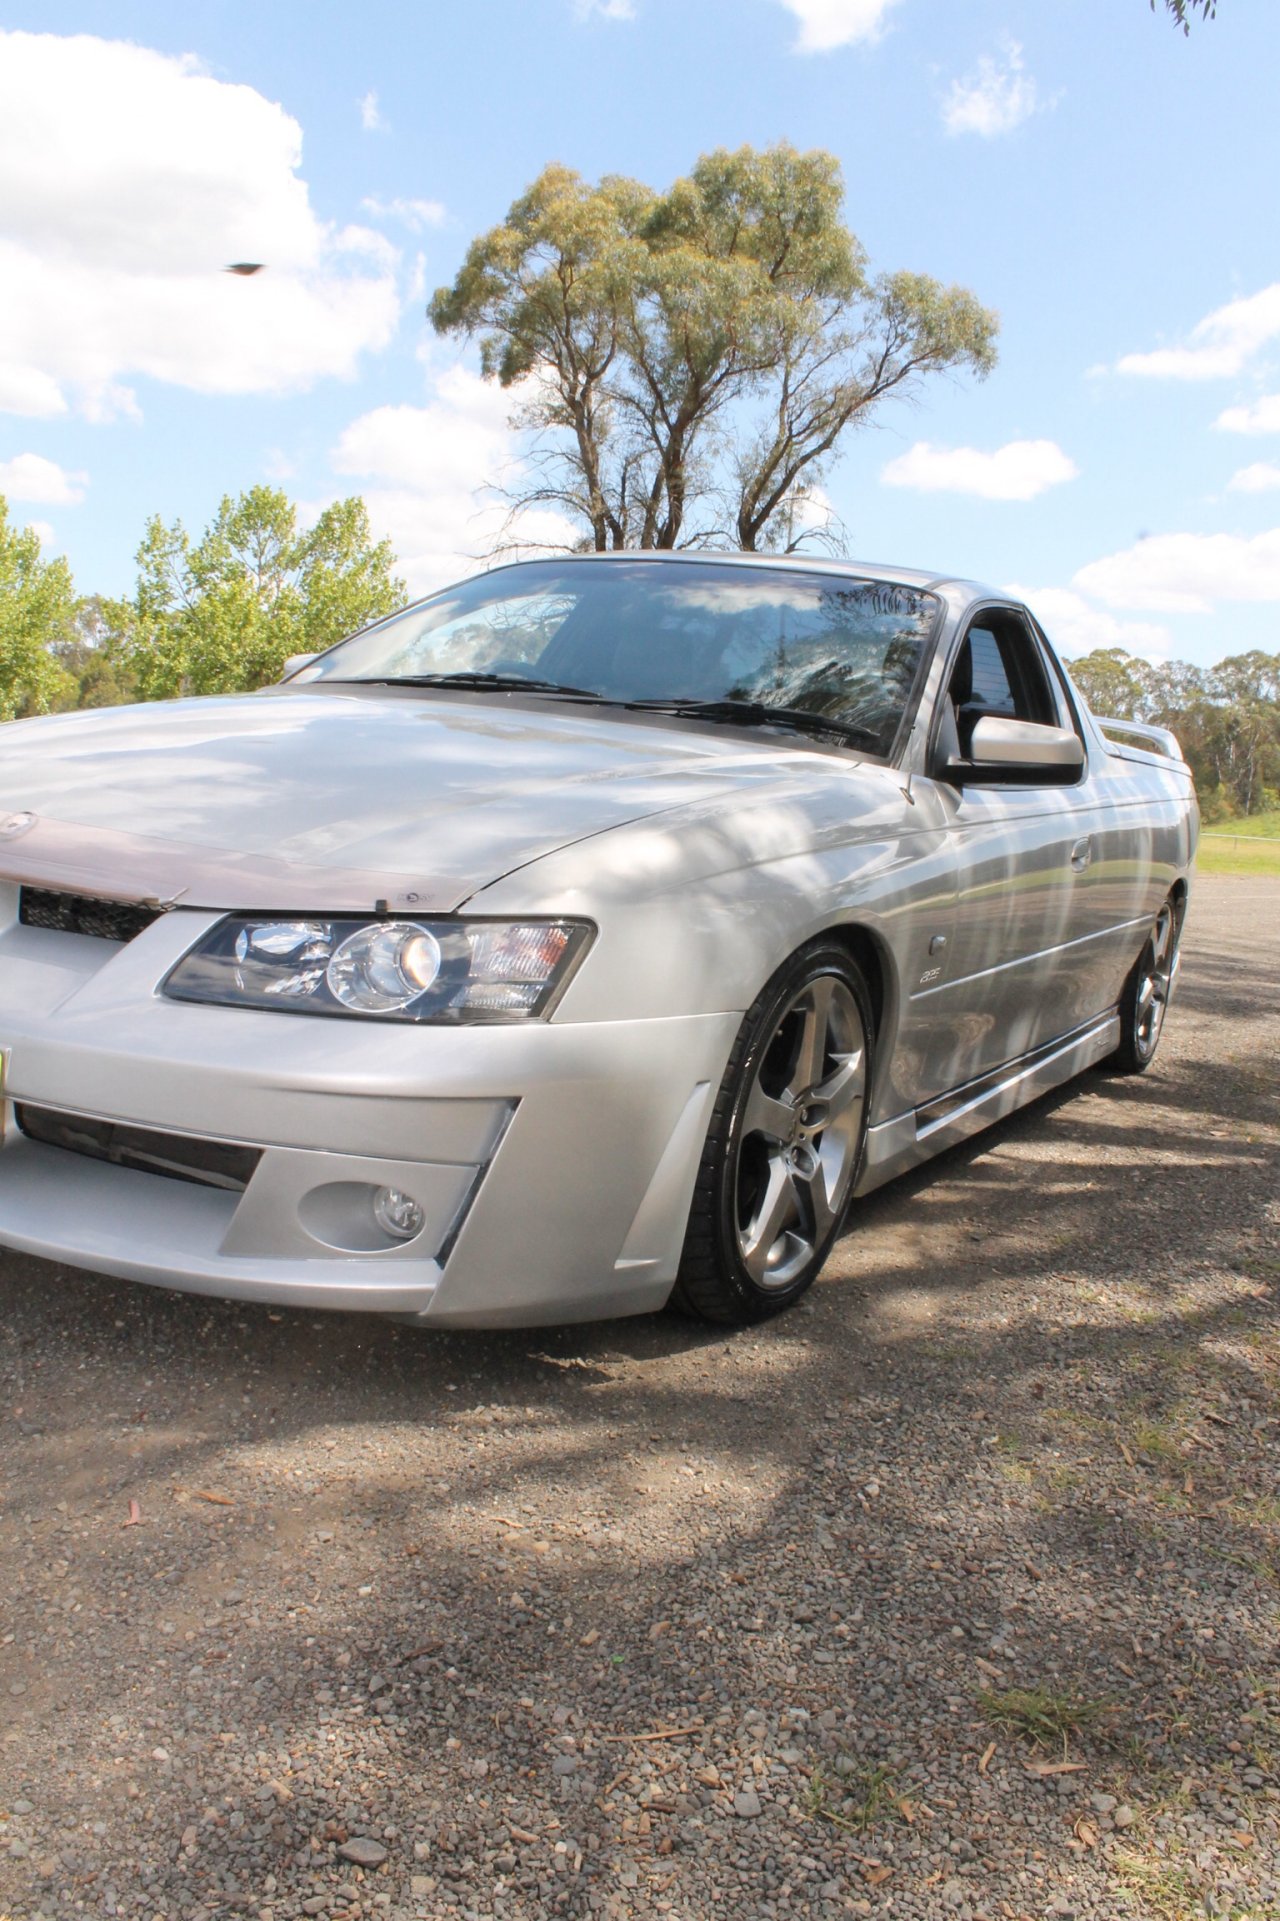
xmin=1111 ymin=893 xmax=1183 ymax=1075
xmin=675 ymin=942 xmax=873 ymax=1324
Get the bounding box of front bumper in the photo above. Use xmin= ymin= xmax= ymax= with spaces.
xmin=0 ymin=901 xmax=738 ymax=1325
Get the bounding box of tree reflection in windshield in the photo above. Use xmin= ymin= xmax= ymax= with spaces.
xmin=311 ymin=561 xmax=941 ymax=759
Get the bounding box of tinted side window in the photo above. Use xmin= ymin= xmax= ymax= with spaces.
xmin=944 ymin=609 xmax=1057 ymax=753
xmin=966 ymin=628 xmax=1018 ymax=715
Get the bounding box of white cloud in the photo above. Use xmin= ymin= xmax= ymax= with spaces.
xmin=0 ymin=366 xmax=66 ymax=418
xmin=361 ymin=195 xmax=447 ymax=234
xmin=0 ymin=30 xmax=402 ymax=419
xmin=358 ymin=89 xmax=383 ymax=131
xmin=942 ymin=41 xmax=1042 ymax=138
xmin=1227 ymin=461 xmax=1280 ymax=493
xmin=881 ymin=438 xmax=1078 ymax=501
xmin=571 ymin=0 xmax=636 ymax=18
xmin=1073 ymin=529 xmax=1280 ymax=614
xmin=0 ymin=452 xmax=88 ymax=504
xmin=1215 ymin=393 xmax=1280 ymax=436
xmin=331 ymin=360 xmax=576 ymax=597
xmin=1005 ymin=585 xmax=1173 ymax=665
xmin=26 ymin=519 xmax=56 ymax=550
xmin=1116 ymin=283 xmax=1280 ymax=381
xmin=777 ymin=0 xmax=901 ymax=54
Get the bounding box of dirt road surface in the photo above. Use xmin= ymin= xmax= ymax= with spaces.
xmin=2 ymin=875 xmax=1278 ymax=1921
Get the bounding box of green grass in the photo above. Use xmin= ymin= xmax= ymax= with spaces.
xmin=805 ymin=1760 xmax=903 ymax=1833
xmin=1203 ymin=808 xmax=1280 ymax=837
xmin=978 ymin=1684 xmax=1111 ymax=1752
xmin=1198 ymin=809 xmax=1280 ymax=876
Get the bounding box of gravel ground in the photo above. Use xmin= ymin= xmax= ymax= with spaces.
xmin=2 ymin=874 xmax=1278 ymax=1921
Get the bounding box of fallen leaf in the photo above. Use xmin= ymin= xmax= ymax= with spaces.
xmin=978 ymin=1741 xmax=997 ymax=1774
xmin=1119 ymin=1441 xmax=1136 ymax=1468
xmin=1073 ymin=1818 xmax=1098 ymax=1847
xmin=1230 ymin=1831 xmax=1255 ymax=1848
xmin=194 ymin=1490 xmax=235 ymax=1507
xmin=122 ymin=1499 xmax=143 ymax=1528
xmin=1024 ymin=1761 xmax=1087 ymax=1776
xmin=508 ymin=1825 xmax=537 ymax=1844
xmin=864 ymin=1865 xmax=892 ymax=1886
xmin=580 ymin=1629 xmax=600 ymax=1648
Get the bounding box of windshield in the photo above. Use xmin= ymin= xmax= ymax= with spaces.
xmin=305 ymin=559 xmax=941 ymax=759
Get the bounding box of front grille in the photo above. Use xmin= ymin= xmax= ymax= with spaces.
xmin=15 ymin=1104 xmax=261 ymax=1193
xmin=19 ymin=888 xmax=162 ymax=944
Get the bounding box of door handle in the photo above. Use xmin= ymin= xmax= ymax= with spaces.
xmin=1070 ymin=836 xmax=1092 ymax=871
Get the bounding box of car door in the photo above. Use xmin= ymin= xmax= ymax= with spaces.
xmin=914 ymin=605 xmax=1100 ymax=1091
xmin=1026 ymin=613 xmax=1175 ymax=1018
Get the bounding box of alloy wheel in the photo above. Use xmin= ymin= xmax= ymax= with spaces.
xmin=1134 ymin=901 xmax=1176 ymax=1062
xmin=732 ymin=974 xmax=867 ymax=1289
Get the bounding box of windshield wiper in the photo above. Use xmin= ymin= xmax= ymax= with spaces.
xmin=621 ymin=698 xmax=880 ymax=749
xmin=349 ymin=671 xmax=602 ymax=696
xmin=333 ymin=676 xmax=880 ymax=746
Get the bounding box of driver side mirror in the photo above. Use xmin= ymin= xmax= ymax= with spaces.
xmin=941 ymin=715 xmax=1084 ymax=786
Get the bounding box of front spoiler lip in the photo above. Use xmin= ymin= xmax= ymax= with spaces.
xmin=0 ymin=1154 xmax=448 ymax=1314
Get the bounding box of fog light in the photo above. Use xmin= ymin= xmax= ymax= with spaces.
xmin=372 ymin=1185 xmax=425 ymax=1241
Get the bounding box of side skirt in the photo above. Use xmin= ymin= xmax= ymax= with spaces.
xmin=855 ymin=1012 xmax=1120 ymax=1197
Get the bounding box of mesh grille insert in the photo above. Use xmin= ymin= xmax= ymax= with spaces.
xmin=19 ymin=888 xmax=162 ymax=944
xmin=15 ymin=1104 xmax=261 ymax=1193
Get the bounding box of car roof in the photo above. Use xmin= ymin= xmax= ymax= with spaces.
xmin=473 ymin=548 xmax=998 ymax=605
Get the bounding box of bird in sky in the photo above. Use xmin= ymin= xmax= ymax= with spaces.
xmin=224 ymin=263 xmax=266 ymax=275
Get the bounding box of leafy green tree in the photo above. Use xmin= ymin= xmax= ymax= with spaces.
xmin=1070 ymin=644 xmax=1278 ymax=818
xmin=43 ymin=593 xmax=140 ymax=711
xmin=431 ymin=145 xmax=998 ymax=555
xmin=1066 ymin=647 xmax=1159 ymax=720
xmin=122 ymin=487 xmax=406 ymax=699
xmin=0 ymin=498 xmax=78 ymax=721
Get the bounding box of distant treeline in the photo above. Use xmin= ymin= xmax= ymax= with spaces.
xmin=1 ymin=490 xmax=1276 ymax=819
xmin=1068 ymin=647 xmax=1279 ymax=821
xmin=0 ymin=487 xmax=406 ymax=723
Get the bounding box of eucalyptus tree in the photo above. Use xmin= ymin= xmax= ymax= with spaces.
xmin=1154 ymin=0 xmax=1218 ymax=32
xmin=431 ymin=144 xmax=998 ymax=556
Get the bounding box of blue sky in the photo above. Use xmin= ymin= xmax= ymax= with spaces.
xmin=1 ymin=0 xmax=1277 ymax=669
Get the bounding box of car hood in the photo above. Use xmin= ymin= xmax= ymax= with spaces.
xmin=0 ymin=686 xmax=851 ymax=912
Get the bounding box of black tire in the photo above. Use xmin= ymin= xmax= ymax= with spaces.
xmin=1109 ymin=893 xmax=1183 ymax=1076
xmin=672 ymin=940 xmax=874 ymax=1326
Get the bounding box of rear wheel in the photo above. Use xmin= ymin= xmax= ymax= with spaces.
xmin=1110 ymin=894 xmax=1182 ymax=1075
xmin=673 ymin=941 xmax=872 ymax=1326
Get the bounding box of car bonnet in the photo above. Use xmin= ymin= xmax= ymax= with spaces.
xmin=0 ymin=685 xmax=839 ymax=914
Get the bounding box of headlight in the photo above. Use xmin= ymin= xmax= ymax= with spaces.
xmin=163 ymin=916 xmax=592 ymax=1022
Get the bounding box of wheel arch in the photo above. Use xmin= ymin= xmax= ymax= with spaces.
xmin=805 ymin=918 xmax=899 ymax=1114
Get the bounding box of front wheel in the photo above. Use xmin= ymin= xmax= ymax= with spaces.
xmin=672 ymin=941 xmax=873 ymax=1326
xmin=1110 ymin=894 xmax=1182 ymax=1075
